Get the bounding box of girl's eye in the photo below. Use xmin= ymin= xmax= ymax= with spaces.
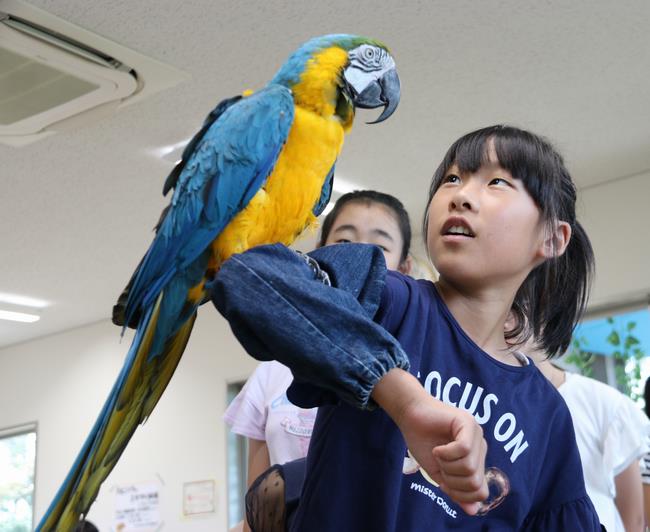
xmin=335 ymin=239 xmax=351 ymax=244
xmin=443 ymin=174 xmax=460 ymax=184
xmin=490 ymin=177 xmax=511 ymax=187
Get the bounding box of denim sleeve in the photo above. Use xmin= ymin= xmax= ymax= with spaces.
xmin=211 ymin=243 xmax=410 ymax=410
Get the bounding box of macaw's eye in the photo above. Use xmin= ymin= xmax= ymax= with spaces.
xmin=364 ymin=47 xmax=375 ymax=60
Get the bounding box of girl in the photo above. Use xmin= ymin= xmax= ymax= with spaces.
xmin=213 ymin=125 xmax=602 ymax=530
xmin=224 ymin=190 xmax=412 ymax=530
xmin=530 ymin=347 xmax=649 ymax=532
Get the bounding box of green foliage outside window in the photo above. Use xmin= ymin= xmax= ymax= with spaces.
xmin=565 ymin=317 xmax=645 ymax=401
xmin=0 ymin=430 xmax=36 ymax=532
xmin=564 ymin=333 xmax=594 ymax=378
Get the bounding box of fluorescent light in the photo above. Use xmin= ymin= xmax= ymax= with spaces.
xmin=0 ymin=310 xmax=40 ymax=323
xmin=0 ymin=292 xmax=49 ymax=308
xmin=151 ymin=138 xmax=191 ymax=162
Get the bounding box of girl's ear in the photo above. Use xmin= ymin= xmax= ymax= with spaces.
xmin=398 ymin=254 xmax=414 ymax=275
xmin=540 ymin=221 xmax=572 ymax=259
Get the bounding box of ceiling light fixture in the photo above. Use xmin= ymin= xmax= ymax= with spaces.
xmin=152 ymin=137 xmax=191 ymax=162
xmin=0 ymin=292 xmax=49 ymax=308
xmin=0 ymin=309 xmax=40 ymax=323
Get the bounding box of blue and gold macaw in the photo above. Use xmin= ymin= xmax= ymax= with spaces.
xmin=37 ymin=34 xmax=400 ymax=530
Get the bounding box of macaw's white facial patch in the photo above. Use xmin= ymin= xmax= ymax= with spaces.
xmin=343 ymin=45 xmax=396 ymax=95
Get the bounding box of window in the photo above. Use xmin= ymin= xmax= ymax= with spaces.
xmin=0 ymin=423 xmax=37 ymax=532
xmin=567 ymin=306 xmax=650 ymax=404
xmin=226 ymin=382 xmax=248 ymax=529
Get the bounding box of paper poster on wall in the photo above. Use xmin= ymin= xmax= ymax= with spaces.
xmin=182 ymin=479 xmax=215 ymax=516
xmin=113 ymin=482 xmax=161 ymax=531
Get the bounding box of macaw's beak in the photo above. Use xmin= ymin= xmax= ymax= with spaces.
xmin=350 ymin=67 xmax=401 ymax=124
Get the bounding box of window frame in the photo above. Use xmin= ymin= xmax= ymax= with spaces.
xmin=225 ymin=381 xmax=248 ymax=529
xmin=0 ymin=421 xmax=38 ymax=532
xmin=567 ymin=299 xmax=650 ymax=401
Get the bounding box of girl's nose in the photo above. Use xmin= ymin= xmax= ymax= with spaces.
xmin=450 ymin=185 xmax=478 ymax=212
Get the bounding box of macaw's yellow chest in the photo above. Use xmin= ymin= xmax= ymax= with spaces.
xmin=212 ymin=105 xmax=345 ymax=262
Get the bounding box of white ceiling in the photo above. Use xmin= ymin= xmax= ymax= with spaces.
xmin=1 ymin=0 xmax=649 ymax=348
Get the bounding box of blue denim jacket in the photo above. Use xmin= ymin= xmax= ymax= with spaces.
xmin=211 ymin=243 xmax=410 ymax=409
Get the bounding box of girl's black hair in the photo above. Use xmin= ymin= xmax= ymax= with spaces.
xmin=319 ymin=190 xmax=411 ymax=262
xmin=423 ymin=125 xmax=595 ymax=357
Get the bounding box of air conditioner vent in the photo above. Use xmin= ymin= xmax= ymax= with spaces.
xmin=1 ymin=14 xmax=128 ymax=71
xmin=1 ymin=47 xmax=99 ymax=125
xmin=0 ymin=0 xmax=188 ymax=147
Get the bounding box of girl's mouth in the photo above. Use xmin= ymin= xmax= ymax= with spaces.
xmin=444 ymin=225 xmax=475 ymax=237
xmin=441 ymin=218 xmax=476 ymax=238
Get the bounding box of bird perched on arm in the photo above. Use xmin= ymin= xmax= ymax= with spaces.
xmin=37 ymin=33 xmax=400 ymax=531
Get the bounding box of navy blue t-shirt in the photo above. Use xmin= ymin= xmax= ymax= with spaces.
xmin=290 ymin=271 xmax=600 ymax=531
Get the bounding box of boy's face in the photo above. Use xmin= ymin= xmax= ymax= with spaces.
xmin=426 ymin=143 xmax=545 ymax=291
xmin=324 ymin=201 xmax=407 ymax=272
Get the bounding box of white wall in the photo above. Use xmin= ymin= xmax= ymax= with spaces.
xmin=0 ymin=309 xmax=257 ymax=530
xmin=579 ymin=171 xmax=650 ymax=310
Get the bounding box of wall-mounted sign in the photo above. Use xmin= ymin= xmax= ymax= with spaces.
xmin=183 ymin=479 xmax=215 ymax=516
xmin=114 ymin=482 xmax=161 ymax=531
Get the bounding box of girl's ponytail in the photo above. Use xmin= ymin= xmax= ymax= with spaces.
xmin=534 ymin=221 xmax=594 ymax=357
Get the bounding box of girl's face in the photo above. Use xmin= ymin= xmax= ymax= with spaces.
xmin=426 ymin=145 xmax=546 ymax=290
xmin=324 ymin=201 xmax=408 ymax=272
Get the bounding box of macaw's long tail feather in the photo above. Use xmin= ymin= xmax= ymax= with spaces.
xmin=36 ymin=296 xmax=198 ymax=531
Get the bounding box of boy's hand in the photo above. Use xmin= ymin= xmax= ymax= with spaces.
xmin=372 ymin=368 xmax=489 ymax=515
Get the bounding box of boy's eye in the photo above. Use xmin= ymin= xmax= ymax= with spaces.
xmin=335 ymin=239 xmax=351 ymax=244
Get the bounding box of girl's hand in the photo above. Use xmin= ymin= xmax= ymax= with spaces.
xmin=372 ymin=368 xmax=489 ymax=515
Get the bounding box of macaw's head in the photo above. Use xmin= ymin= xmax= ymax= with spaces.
xmin=271 ymin=34 xmax=400 ymax=129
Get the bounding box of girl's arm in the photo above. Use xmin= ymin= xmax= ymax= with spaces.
xmin=243 ymin=438 xmax=271 ymax=532
xmin=643 ymin=484 xmax=650 ymax=526
xmin=613 ymin=460 xmax=644 ymax=532
xmin=247 ymin=438 xmax=271 ymax=488
xmin=373 ymin=367 xmax=488 ymax=515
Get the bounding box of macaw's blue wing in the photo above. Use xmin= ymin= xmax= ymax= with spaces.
xmin=312 ymin=163 xmax=335 ymax=217
xmin=119 ymin=85 xmax=295 ymax=334
xmin=113 ymin=94 xmax=244 ymax=329
xmin=37 ymin=85 xmax=295 ymax=532
xmin=161 ymin=94 xmax=244 ymax=197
